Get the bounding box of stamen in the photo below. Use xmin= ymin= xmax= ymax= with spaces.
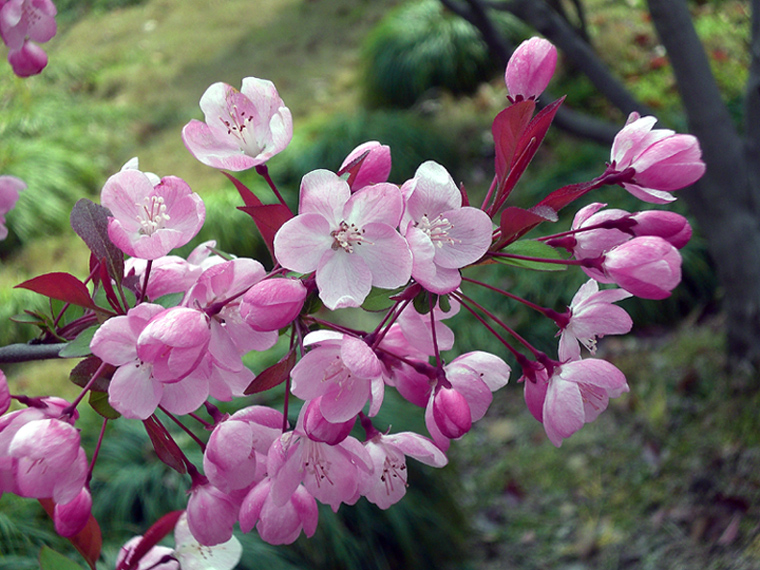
xmin=416 ymin=214 xmax=458 ymax=248
xmin=330 ymin=221 xmax=372 ymax=253
xmin=136 ymin=196 xmax=171 ymax=236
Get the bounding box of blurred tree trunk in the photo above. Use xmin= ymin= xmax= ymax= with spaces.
xmin=441 ymin=0 xmax=760 ymax=378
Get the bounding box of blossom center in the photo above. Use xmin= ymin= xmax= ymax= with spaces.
xmin=417 ymin=214 xmax=457 ymax=248
xmin=302 ymin=441 xmax=333 ymax=488
xmin=136 ymin=196 xmax=171 ymax=236
xmin=331 ymin=221 xmax=370 ymax=253
xmin=218 ymin=104 xmax=261 ymax=155
xmin=380 ymin=454 xmax=407 ymax=495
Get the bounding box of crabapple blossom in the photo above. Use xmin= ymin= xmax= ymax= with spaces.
xmin=239 ymin=478 xmax=318 ymax=545
xmin=274 ymin=169 xmax=412 ymax=309
xmin=301 ymin=397 xmax=356 ymax=445
xmin=116 ymin=536 xmax=178 ymax=570
xmin=100 ymin=169 xmax=205 ymax=260
xmin=0 ymin=175 xmax=24 ymax=241
xmin=291 ymin=331 xmax=384 ymax=422
xmin=631 ymin=210 xmax=692 ymax=249
xmin=7 ymin=37 xmax=46 ymax=75
xmin=610 ymin=112 xmax=706 ymax=203
xmin=401 ymin=161 xmax=492 ymax=294
xmin=601 ymin=236 xmax=682 ymax=300
xmin=557 ymin=279 xmax=632 ymax=361
xmin=523 ymin=358 xmax=629 ymax=447
xmin=361 ymin=429 xmax=447 ymax=509
xmin=186 ymin=482 xmax=239 ymax=546
xmin=0 ymin=369 xmax=9 ymax=416
xmin=239 ymin=277 xmax=307 ymax=332
xmin=339 ymin=141 xmax=392 ymax=191
xmin=53 ymin=487 xmax=92 ymax=537
xmin=182 ymin=77 xmax=293 ymax=171
xmin=505 ymin=37 xmax=557 ymax=101
xmin=174 ymin=512 xmax=242 ymax=570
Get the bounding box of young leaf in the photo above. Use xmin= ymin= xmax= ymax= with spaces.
xmin=58 ymin=326 xmax=98 ymax=358
xmin=237 ymin=203 xmax=293 ymax=260
xmin=16 ymin=273 xmax=101 ymax=313
xmin=89 ymin=391 xmax=121 ymax=420
xmin=143 ymin=416 xmax=187 ymax=474
xmin=492 ymin=100 xmax=535 ymax=183
xmin=70 ymin=356 xmax=112 ymax=392
xmin=70 ymin=199 xmax=124 ymax=287
xmin=245 ymin=348 xmax=297 ymax=394
xmin=39 ymin=546 xmax=85 ymax=570
xmin=362 ymin=286 xmax=405 ymax=312
xmin=497 ymin=240 xmax=567 ymax=271
xmin=497 ymin=205 xmax=558 ymax=248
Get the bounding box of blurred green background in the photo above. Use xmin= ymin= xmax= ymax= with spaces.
xmin=0 ymin=0 xmax=757 ymax=569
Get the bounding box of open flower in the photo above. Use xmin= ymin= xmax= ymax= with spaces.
xmin=101 ymin=169 xmax=205 ymax=260
xmin=182 ymin=77 xmax=292 ymax=171
xmin=274 ymin=169 xmax=412 ymax=309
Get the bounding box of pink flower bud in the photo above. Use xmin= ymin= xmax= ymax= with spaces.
xmin=504 ymin=37 xmax=557 ymax=101
xmin=239 ymin=478 xmax=318 ymax=544
xmin=186 ymin=483 xmax=239 ymax=546
xmin=203 ymin=420 xmax=258 ymax=492
xmin=54 ymin=487 xmax=92 ymax=537
xmin=603 ymin=236 xmax=682 ymax=299
xmin=7 ymin=39 xmax=47 ymax=77
xmin=339 ymin=141 xmax=392 ymax=191
xmin=632 ymin=210 xmax=691 ymax=249
xmin=302 ymin=398 xmax=356 ymax=445
xmin=239 ymin=278 xmax=307 ymax=332
xmin=432 ymin=386 xmax=472 ymax=439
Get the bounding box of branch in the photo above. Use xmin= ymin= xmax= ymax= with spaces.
xmin=0 ymin=342 xmax=69 ymax=363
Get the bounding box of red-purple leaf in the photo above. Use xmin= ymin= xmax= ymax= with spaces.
xmin=492 ymin=100 xmax=535 ymax=183
xmin=245 ymin=348 xmax=297 ymax=394
xmin=116 ymin=510 xmax=183 ymax=570
xmin=496 ymin=206 xmax=558 ymax=248
xmin=142 ymin=416 xmax=187 ymax=474
xmin=513 ymin=97 xmax=564 ymax=171
xmin=70 ymin=356 xmax=112 ymax=392
xmin=16 ymin=273 xmax=99 ymax=312
xmin=537 ymin=178 xmax=604 ymax=213
xmin=222 ymin=171 xmax=263 ymax=208
xmin=70 ymin=199 xmax=124 ymax=287
xmin=237 ymin=203 xmax=293 ymax=259
xmin=39 ymin=499 xmax=102 ymax=570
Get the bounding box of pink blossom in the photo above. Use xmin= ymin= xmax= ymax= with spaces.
xmin=631 ymin=210 xmax=692 ymax=249
xmin=54 ymin=487 xmax=92 ymax=537
xmin=361 ymin=431 xmax=447 ymax=509
xmin=611 ymin=113 xmax=706 ymax=203
xmin=203 ymin=405 xmax=284 ymax=493
xmin=239 ymin=478 xmax=318 ymax=545
xmin=523 ymin=359 xmax=629 ymax=447
xmin=267 ymin=409 xmax=372 ymax=512
xmin=0 ymin=369 xmax=9 ymax=415
xmin=7 ymin=37 xmax=46 ymax=75
xmin=339 ymin=141 xmax=392 ymax=191
xmin=301 ymin=397 xmax=356 ymax=445
xmin=291 ymin=331 xmax=384 ymax=422
xmin=504 ymin=37 xmax=557 ymax=101
xmin=570 ymin=203 xmax=632 ymax=264
xmin=174 ymin=512 xmax=242 ymax=570
xmin=186 ymin=483 xmax=239 ymax=546
xmin=0 ymin=0 xmax=57 ymax=51
xmin=396 ymin=296 xmax=459 ymax=355
xmin=274 ymin=170 xmax=412 ymax=309
xmin=0 ymin=175 xmax=24 ymax=240
xmin=9 ymin=418 xmax=88 ymax=503
xmin=401 ymin=161 xmax=492 ymax=294
xmin=558 ymin=279 xmax=632 ymax=361
xmin=602 ymin=236 xmax=682 ymax=300
xmin=101 ymin=169 xmax=205 ymax=260
xmin=116 ymin=536 xmax=178 ymax=570
xmin=182 ymin=77 xmax=293 ymax=171
xmin=425 ymin=351 xmax=510 ymax=450
xmin=239 ymin=277 xmax=307 ymax=332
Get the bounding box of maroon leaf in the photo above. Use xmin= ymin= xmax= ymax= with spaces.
xmin=496 ymin=206 xmax=558 ymax=248
xmin=39 ymin=499 xmax=102 ymax=570
xmin=69 ymin=356 xmax=113 ymax=393
xmin=16 ymin=272 xmax=99 ymax=312
xmin=70 ymin=199 xmax=124 ymax=287
xmin=245 ymin=348 xmax=297 ymax=394
xmin=492 ymin=100 xmax=535 ymax=183
xmin=222 ymin=171 xmax=263 ymax=208
xmin=142 ymin=416 xmax=187 ymax=474
xmin=116 ymin=510 xmax=183 ymax=570
xmin=237 ymin=203 xmax=293 ymax=259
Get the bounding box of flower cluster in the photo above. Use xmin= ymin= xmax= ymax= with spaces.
xmin=0 ymin=36 xmax=705 ymax=567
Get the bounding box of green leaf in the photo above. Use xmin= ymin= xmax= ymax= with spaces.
xmin=58 ymin=326 xmax=98 ymax=358
xmin=497 ymin=240 xmax=567 ymax=272
xmin=153 ymin=291 xmax=183 ymax=308
xmin=39 ymin=546 xmax=85 ymax=570
xmin=89 ymin=390 xmax=121 ymax=419
xmin=362 ymin=286 xmax=405 ymax=312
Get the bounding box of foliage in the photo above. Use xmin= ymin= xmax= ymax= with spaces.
xmin=361 ymin=0 xmax=529 ymax=108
